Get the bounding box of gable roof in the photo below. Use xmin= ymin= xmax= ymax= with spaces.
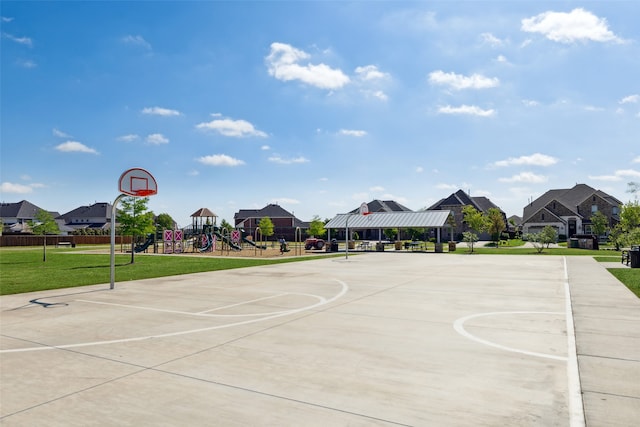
xmin=58 ymin=202 xmax=112 ymax=221
xmin=326 ymin=210 xmax=451 ymax=229
xmin=348 ymin=200 xmax=413 ymax=214
xmin=235 ymin=203 xmax=297 ymax=220
xmin=0 ymin=200 xmax=46 ymax=220
xmin=428 ymin=190 xmax=504 ymax=214
xmin=522 ymin=184 xmax=622 ymax=222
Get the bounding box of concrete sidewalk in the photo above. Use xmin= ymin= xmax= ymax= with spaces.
xmin=566 ymin=257 xmax=640 ymax=426
xmin=0 ymin=254 xmax=638 ymax=426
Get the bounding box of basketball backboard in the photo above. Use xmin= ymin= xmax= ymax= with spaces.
xmin=118 ymin=168 xmax=157 ymax=197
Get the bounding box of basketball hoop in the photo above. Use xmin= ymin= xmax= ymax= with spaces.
xmin=359 ymin=202 xmax=370 ymax=216
xmin=118 ymin=168 xmax=157 ymax=197
xmin=132 ymin=189 xmax=156 ymax=197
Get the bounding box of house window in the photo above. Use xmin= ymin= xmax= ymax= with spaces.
xmin=613 ymin=206 xmax=619 ymax=215
xmin=591 ymin=205 xmax=598 ymax=213
xmin=541 ymin=213 xmax=545 ymax=220
xmin=552 ymin=202 xmax=556 ymax=209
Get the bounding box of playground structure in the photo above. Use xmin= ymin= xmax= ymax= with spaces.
xmin=149 ymin=208 xmax=308 ymax=257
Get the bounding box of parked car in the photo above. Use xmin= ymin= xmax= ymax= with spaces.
xmin=304 ymin=237 xmax=325 ymax=250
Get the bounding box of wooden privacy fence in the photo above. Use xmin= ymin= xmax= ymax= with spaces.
xmin=0 ymin=235 xmax=132 ymax=247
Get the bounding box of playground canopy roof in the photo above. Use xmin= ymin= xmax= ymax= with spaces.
xmin=324 ymin=210 xmax=452 ymax=229
xmin=191 ymin=208 xmax=217 ymax=218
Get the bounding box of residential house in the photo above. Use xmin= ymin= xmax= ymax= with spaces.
xmin=0 ymin=200 xmax=62 ymax=234
xmin=234 ymin=204 xmax=309 ymax=242
xmin=342 ymin=199 xmax=413 ymax=240
xmin=57 ymin=202 xmax=113 ymax=233
xmin=428 ymin=190 xmax=507 ymax=241
xmin=521 ymin=184 xmax=622 ymax=239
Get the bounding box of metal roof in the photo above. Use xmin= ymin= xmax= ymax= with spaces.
xmin=324 ymin=210 xmax=452 ymax=229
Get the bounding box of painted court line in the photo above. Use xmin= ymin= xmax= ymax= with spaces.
xmin=453 ymin=311 xmax=567 ymax=361
xmin=196 ymin=293 xmax=288 ymax=314
xmin=0 ymin=280 xmax=349 ymax=353
xmin=563 ymin=256 xmax=586 ymax=427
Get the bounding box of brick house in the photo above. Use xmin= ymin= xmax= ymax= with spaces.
xmin=0 ymin=200 xmax=57 ymax=234
xmin=428 ymin=190 xmax=507 ymax=241
xmin=57 ymin=202 xmax=113 ymax=233
xmin=521 ymin=184 xmax=622 ymax=239
xmin=234 ymin=204 xmax=309 ymax=242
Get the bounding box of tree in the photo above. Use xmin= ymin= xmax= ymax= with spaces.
xmin=589 ymin=210 xmax=608 ymax=238
xmin=486 ymin=208 xmax=506 ymax=247
xmin=526 ymin=225 xmax=557 ymax=253
xmin=462 ymin=205 xmax=487 ymax=252
xmin=384 ymin=228 xmax=398 ymax=241
xmin=29 ymin=209 xmax=60 ymax=262
xmin=258 ymin=217 xmax=274 ymax=241
xmin=219 ymin=219 xmax=233 ymax=234
xmin=117 ymin=197 xmax=155 ymax=263
xmin=308 ymin=215 xmax=327 ymax=238
xmin=155 ymin=213 xmax=175 ymax=231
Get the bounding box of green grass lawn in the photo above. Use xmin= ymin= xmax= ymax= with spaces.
xmin=0 ymin=247 xmax=325 ymax=295
xmin=2 ymin=246 xmax=638 ymax=298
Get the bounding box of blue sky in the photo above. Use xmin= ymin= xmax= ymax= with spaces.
xmin=2 ymin=1 xmax=639 ymax=227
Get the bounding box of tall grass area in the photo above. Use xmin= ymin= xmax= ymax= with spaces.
xmin=0 ymin=247 xmax=319 ymax=295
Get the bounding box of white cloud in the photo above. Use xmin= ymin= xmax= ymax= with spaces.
xmin=52 ymin=128 xmax=71 ymax=138
xmin=620 ymin=94 xmax=639 ymax=104
xmin=146 ymin=133 xmax=169 ymax=145
xmin=480 ymin=32 xmax=506 ymax=47
xmin=268 ymin=155 xmax=309 ymax=165
xmin=361 ymin=89 xmax=388 ymax=101
xmin=522 ymin=99 xmax=540 ymax=107
xmin=55 ymin=141 xmax=98 ymax=154
xmin=270 ymin=198 xmax=300 ymax=205
xmin=633 ymin=156 xmax=640 ymax=163
xmin=521 ymin=8 xmax=624 ymax=44
xmin=589 ymin=169 xmax=640 ymax=181
xmin=437 ymin=105 xmax=495 ymax=117
xmin=197 ymin=154 xmax=245 ymax=167
xmin=117 ymin=134 xmax=139 ymax=142
xmin=2 ymin=32 xmax=32 ymax=47
xmin=369 ymin=186 xmax=385 ymax=192
xmin=261 ymin=145 xmax=271 ymax=150
xmin=429 ymin=70 xmax=499 ymax=90
xmin=196 ymin=117 xmax=267 ymax=138
xmin=122 ymin=35 xmax=151 ymax=50
xmin=1 ymin=182 xmax=33 ymax=194
xmin=495 ymin=55 xmax=509 ymax=64
xmin=416 ymin=166 xmax=424 ymax=173
xmin=435 ymin=183 xmax=458 ymax=191
xmin=141 ymin=106 xmax=181 ymax=116
xmin=17 ymin=59 xmax=37 ymax=68
xmin=493 ymin=153 xmax=558 ymax=168
xmin=498 ymin=172 xmax=548 ymax=183
xmin=355 ymin=65 xmax=390 ymax=81
xmin=265 ymin=42 xmax=350 ymax=90
xmin=2 ymin=17 xmax=14 ymax=23
xmin=338 ymin=129 xmax=367 ymax=137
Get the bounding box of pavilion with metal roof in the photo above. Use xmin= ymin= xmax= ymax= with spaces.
xmin=324 ymin=210 xmax=453 ymax=243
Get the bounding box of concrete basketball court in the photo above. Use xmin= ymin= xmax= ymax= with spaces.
xmin=1 ymin=253 xmax=638 ymax=426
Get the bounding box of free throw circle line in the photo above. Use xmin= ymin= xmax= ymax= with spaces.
xmin=1 ymin=280 xmax=348 ymax=353
xmin=453 ymin=311 xmax=567 ymax=361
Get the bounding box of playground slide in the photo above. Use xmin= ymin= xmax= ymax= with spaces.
xmin=215 ymin=231 xmax=242 ymax=251
xmin=134 ymin=236 xmax=154 ymax=253
xmin=242 ymin=237 xmax=267 ymax=249
xmin=200 ymin=233 xmax=213 ymax=252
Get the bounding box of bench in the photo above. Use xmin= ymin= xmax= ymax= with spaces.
xmin=56 ymin=242 xmax=74 ymax=248
xmin=622 ymin=250 xmax=630 ymax=266
xmin=622 ymin=245 xmax=639 ymax=266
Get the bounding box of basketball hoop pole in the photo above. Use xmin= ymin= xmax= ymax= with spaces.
xmin=110 ymin=193 xmax=126 ymax=289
